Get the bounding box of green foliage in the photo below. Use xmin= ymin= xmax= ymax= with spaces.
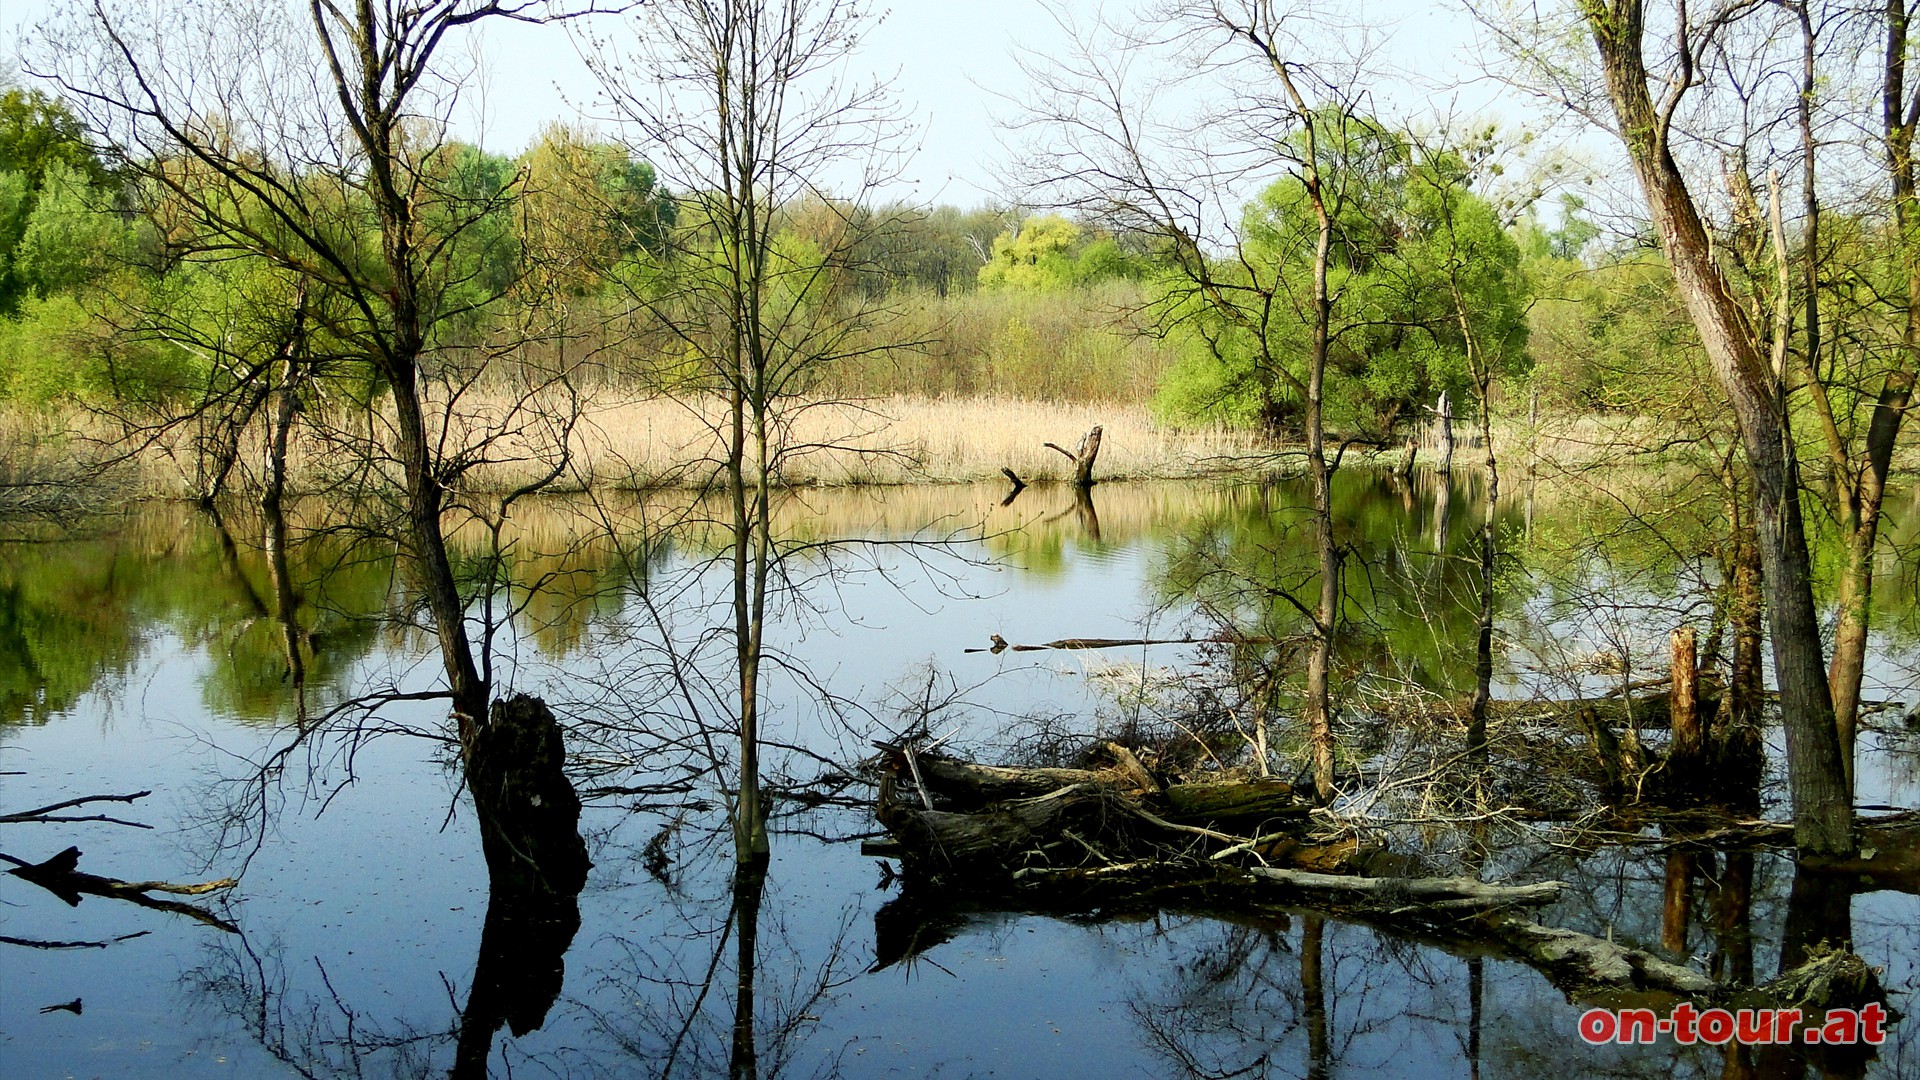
xmin=1153 ymin=124 xmax=1529 ymax=437
xmin=0 ymin=169 xmax=33 ymax=311
xmin=813 ymin=281 xmax=1179 ymax=403
xmin=520 ymin=126 xmax=674 ymax=299
xmin=0 ymin=88 xmax=110 ymax=192
xmin=978 ymin=214 xmax=1142 ymax=292
xmin=1525 ymin=252 xmax=1700 ymax=412
xmin=15 ymin=161 xmax=137 ymax=295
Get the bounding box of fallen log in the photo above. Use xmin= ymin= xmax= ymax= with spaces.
xmin=3 ymin=846 xmax=238 ymax=932
xmin=874 ymin=744 xmax=1320 ymax=878
xmin=0 ymin=790 xmax=154 ymax=828
xmin=1164 ymin=778 xmax=1300 ymax=825
xmin=878 ymin=783 xmax=1116 ymax=872
xmin=871 ymin=863 xmax=1883 ymax=1015
xmin=968 ymin=632 xmax=1288 ymax=654
xmin=1247 ymin=867 xmax=1565 ymax=911
xmin=904 ymin=753 xmax=1132 ymax=805
xmin=1488 ymin=914 xmax=1716 ymax=995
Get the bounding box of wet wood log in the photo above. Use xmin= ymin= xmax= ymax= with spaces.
xmin=1485 ymin=912 xmax=1718 ymax=995
xmin=878 ymin=783 xmax=1111 ymax=871
xmin=1749 ymin=948 xmax=1885 ymax=1015
xmin=874 ymin=745 xmax=1322 ymax=878
xmin=871 ymin=867 xmax=1884 ymax=1014
xmin=902 ymin=753 xmax=1127 ymax=804
xmin=1245 ymin=867 xmax=1565 ymax=910
xmin=1163 ymin=779 xmax=1303 ymax=825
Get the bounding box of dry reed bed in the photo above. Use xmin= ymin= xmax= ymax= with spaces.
xmin=34 ymin=392 xmax=1265 ymax=497
xmin=9 ymin=392 xmax=1916 ymax=501
xmin=554 ymin=394 xmax=1264 ymax=489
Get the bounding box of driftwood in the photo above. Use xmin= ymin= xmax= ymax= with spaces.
xmin=1166 ymin=778 xmax=1299 ymax=823
xmin=968 ymin=632 xmax=1287 ymax=654
xmin=872 ymin=858 xmax=1881 ymax=1010
xmin=867 ymin=744 xmax=1887 ymax=1013
xmin=0 ymin=790 xmax=155 ymax=828
xmin=998 ymin=468 xmax=1026 ymax=509
xmin=874 ymin=742 xmax=1324 ymax=881
xmin=2 ymin=846 xmax=238 ymax=932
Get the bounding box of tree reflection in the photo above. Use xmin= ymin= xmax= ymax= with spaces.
xmin=571 ymin=847 xmax=859 ymax=1080
xmin=448 ymin=873 xmax=582 ymax=1079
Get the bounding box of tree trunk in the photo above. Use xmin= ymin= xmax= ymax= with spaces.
xmin=1669 ymin=626 xmax=1701 ymax=771
xmin=1305 ymin=224 xmax=1339 ymax=805
xmin=1044 ymin=426 xmax=1103 ymax=488
xmin=1468 ymin=376 xmax=1499 ymax=759
xmin=262 ymin=290 xmax=306 ymax=697
xmin=389 ymin=359 xmax=489 ymax=731
xmin=1585 ymin=0 xmax=1853 ymax=854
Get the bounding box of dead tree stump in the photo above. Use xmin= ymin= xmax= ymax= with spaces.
xmin=464 ymin=694 xmax=592 ymax=896
xmin=1044 ymin=426 xmax=1103 ymax=488
xmin=1669 ymin=626 xmax=1703 ymax=771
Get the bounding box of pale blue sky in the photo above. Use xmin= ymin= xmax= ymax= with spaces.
xmin=3 ymin=0 xmax=1511 ymax=206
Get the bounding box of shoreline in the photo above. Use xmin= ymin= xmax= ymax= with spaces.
xmin=4 ymin=394 xmax=1915 ymax=508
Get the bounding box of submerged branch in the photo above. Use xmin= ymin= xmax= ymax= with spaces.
xmin=4 ymin=847 xmax=240 ymax=932
xmin=0 ymin=791 xmax=154 ymax=825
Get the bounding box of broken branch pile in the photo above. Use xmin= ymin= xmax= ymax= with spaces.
xmin=866 ymin=740 xmax=1890 ymax=1012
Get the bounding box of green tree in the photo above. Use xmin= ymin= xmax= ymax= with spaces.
xmin=1154 ymin=122 xmax=1528 ymax=442
xmin=978 ymin=213 xmax=1140 ymax=291
xmin=0 ymin=87 xmax=114 ymax=313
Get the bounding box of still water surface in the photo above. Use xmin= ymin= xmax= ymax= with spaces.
xmin=3 ymin=473 xmax=1919 ymax=1078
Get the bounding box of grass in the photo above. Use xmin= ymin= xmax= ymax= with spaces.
xmin=11 ymin=378 xmax=1914 ymax=504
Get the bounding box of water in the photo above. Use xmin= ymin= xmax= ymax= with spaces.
xmin=3 ymin=472 xmax=1919 ymax=1079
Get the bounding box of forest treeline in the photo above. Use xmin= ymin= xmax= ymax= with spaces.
xmin=0 ymin=78 xmax=1776 ymax=442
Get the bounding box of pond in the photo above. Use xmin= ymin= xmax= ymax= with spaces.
xmin=3 ymin=471 xmax=1919 ymax=1079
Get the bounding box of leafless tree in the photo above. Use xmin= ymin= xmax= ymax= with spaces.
xmin=578 ymin=0 xmax=911 ymax=865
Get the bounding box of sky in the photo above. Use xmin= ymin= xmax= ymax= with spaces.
xmin=2 ymin=0 xmax=1522 ymax=208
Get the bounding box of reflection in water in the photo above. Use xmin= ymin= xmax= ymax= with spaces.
xmin=572 ymin=841 xmax=858 ymax=1080
xmin=450 ymin=877 xmax=582 ymax=1079
xmin=729 ymin=862 xmax=765 ymax=1080
xmin=453 ymin=695 xmax=590 ymax=1077
xmin=8 ymin=475 xmax=1920 ymax=1078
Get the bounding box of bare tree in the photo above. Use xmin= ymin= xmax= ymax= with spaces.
xmin=580 ymin=0 xmax=908 ymax=864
